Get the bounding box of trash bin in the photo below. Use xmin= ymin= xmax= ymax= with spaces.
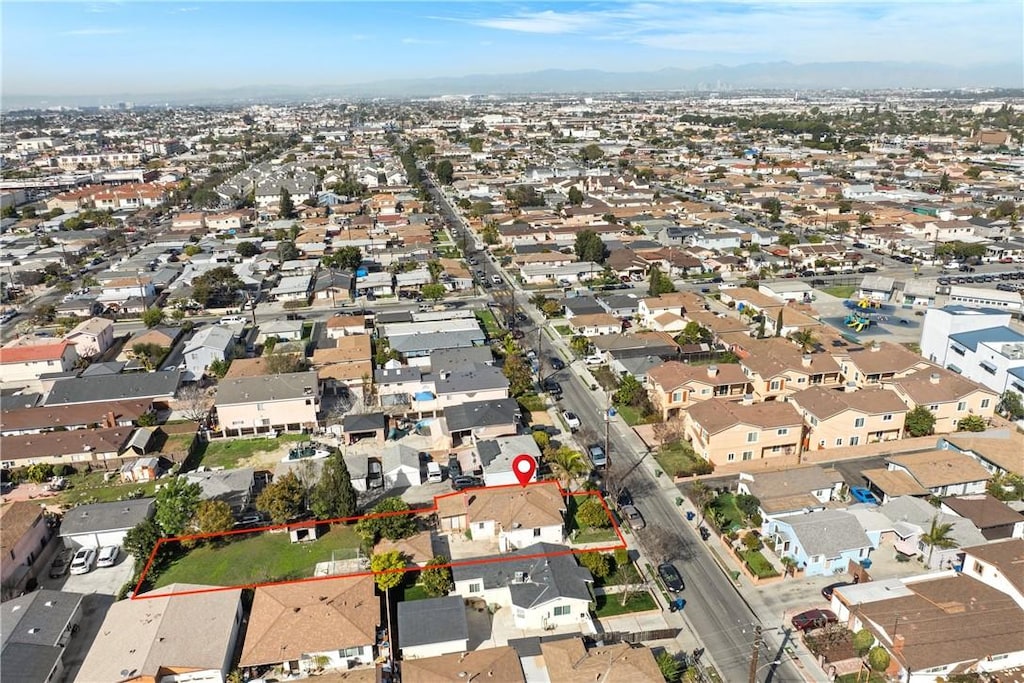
xmin=686 ymin=511 xmax=695 ymax=521
xmin=860 ymin=558 xmax=872 ymax=569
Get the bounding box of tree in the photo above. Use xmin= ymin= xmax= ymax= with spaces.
xmin=998 ymin=390 xmax=1024 ymax=420
xmin=193 ymin=500 xmax=235 ymax=537
xmin=33 ymin=304 xmax=57 ymax=323
xmin=155 ymin=478 xmax=202 ymax=537
xmin=123 ymin=518 xmax=162 ymax=571
xmin=142 ymin=306 xmax=165 ymax=329
xmin=567 ymin=186 xmax=584 ymax=206
xmin=323 ymin=246 xmax=362 ymax=271
xmin=435 ymin=159 xmax=454 ymax=185
xmin=420 ymin=555 xmax=454 ymax=596
xmin=309 ymin=452 xmax=358 ymax=520
xmin=235 ymin=241 xmax=259 ymax=258
xmin=613 ymin=374 xmax=645 ymax=408
xmin=778 ymin=232 xmax=799 ymax=247
xmin=938 ymin=171 xmax=952 ymax=193
xmin=576 ymin=497 xmax=611 ymax=529
xmin=760 ymin=197 xmax=782 ymax=221
xmin=867 ymin=646 xmax=891 ymax=673
xmin=132 ymin=343 xmax=168 ymax=371
xmin=277 ymin=240 xmax=299 ymax=262
xmin=183 ymin=244 xmax=202 ymax=257
xmin=191 ymin=266 xmax=244 ymax=308
xmin=578 ymin=551 xmax=610 ymax=579
xmin=547 ymin=446 xmax=589 ymax=490
xmin=355 ymin=497 xmax=417 ymax=545
xmin=370 ymin=550 xmax=408 ymax=591
xmin=256 ymin=471 xmax=306 ymax=524
xmin=690 ymin=480 xmax=715 ymax=526
xmin=580 ymin=143 xmax=604 ymax=163
xmin=502 ymin=354 xmax=533 ymax=397
xmin=422 ymin=283 xmax=446 ymax=301
xmin=957 ymin=414 xmax=987 ymax=432
xmin=789 ymin=329 xmax=818 ymax=352
xmin=481 ymin=222 xmax=499 ymax=245
xmin=278 ymin=188 xmax=295 ymax=218
xmin=25 ymin=463 xmax=55 ymax=483
xmin=657 ymin=651 xmax=682 ymax=683
xmin=905 ymin=405 xmax=937 ymax=437
xmin=647 ymin=265 xmax=676 ymax=296
xmin=574 ymin=230 xmax=607 ymax=263
xmin=208 ymin=358 xmax=231 ymax=378
xmin=921 ymin=516 xmax=957 ymax=566
xmin=569 ymin=335 xmax=591 ymax=358
xmin=676 ymin=321 xmax=711 ymax=345
xmin=852 ymin=629 xmax=875 ymax=656
xmin=467 ymin=137 xmax=484 ymax=153
xmin=469 ymin=200 xmax=493 ymax=218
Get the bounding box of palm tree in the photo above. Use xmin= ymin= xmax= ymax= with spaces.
xmin=789 ymin=329 xmax=818 ymax=353
xmin=921 ymin=516 xmax=957 ymax=567
xmin=548 ymin=447 xmax=589 ymax=491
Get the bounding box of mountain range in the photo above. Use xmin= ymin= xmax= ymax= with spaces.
xmin=5 ymin=61 xmax=1022 ymax=108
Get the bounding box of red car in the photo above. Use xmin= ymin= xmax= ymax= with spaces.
xmin=791 ymin=609 xmax=837 ymax=632
xmin=999 ymin=257 xmax=1014 ymax=264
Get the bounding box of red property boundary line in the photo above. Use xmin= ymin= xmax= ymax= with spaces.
xmin=131 ymin=479 xmax=626 ymax=600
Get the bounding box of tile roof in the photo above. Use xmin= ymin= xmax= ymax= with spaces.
xmin=839 ymin=342 xmax=930 ymax=376
xmin=740 ymin=337 xmax=841 ymax=378
xmin=239 ymin=575 xmax=379 ymax=667
xmin=888 ymin=366 xmax=995 ymax=405
xmin=0 ymin=341 xmax=72 ymax=364
xmin=647 ymin=360 xmax=748 ymax=391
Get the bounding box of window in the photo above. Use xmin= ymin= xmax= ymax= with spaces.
xmin=929 ymin=404 xmax=939 ymax=411
xmin=769 ymin=380 xmax=781 ymax=391
xmin=727 ymin=453 xmax=736 ymax=462
xmin=957 ymin=401 xmax=967 ymax=412
xmin=533 ymin=528 xmax=541 ymax=537
xmin=809 ymin=416 xmax=818 ymax=426
xmin=854 ymin=417 xmax=865 ymax=428
xmin=797 ymin=377 xmax=805 ymax=384
xmin=340 ymin=646 xmax=362 ymax=658
xmin=972 ymin=561 xmax=983 ymax=575
xmin=742 ymin=451 xmax=753 ymax=460
xmin=882 ymin=414 xmax=893 ymax=422
xmin=951 ymin=345 xmax=965 ymax=356
xmin=553 ymin=605 xmax=571 ymax=616
xmin=701 ymin=388 xmax=710 ymax=395
xmin=981 ymin=398 xmax=990 ymax=409
xmin=469 ymin=583 xmax=482 ymax=593
xmin=777 ymin=428 xmax=789 ymax=436
xmin=747 ymin=432 xmax=758 ymax=443
xmin=256 ymin=403 xmax=265 ymax=410
xmin=672 ymin=391 xmax=682 ymax=402
xmin=835 ymin=438 xmax=843 ymax=446
xmin=849 ymin=436 xmax=860 ymax=446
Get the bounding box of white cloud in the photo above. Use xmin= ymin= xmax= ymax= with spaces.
xmin=470 ymin=9 xmax=606 ymax=35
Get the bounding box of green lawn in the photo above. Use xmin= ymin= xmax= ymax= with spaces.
xmin=554 ymin=324 xmax=572 ymax=337
xmin=654 ymin=440 xmax=710 ymax=478
xmin=599 ymin=562 xmax=642 ymax=586
xmin=572 ymin=527 xmax=620 ymax=544
xmin=400 ymin=583 xmax=433 ymax=602
xmin=59 ymin=472 xmax=158 ymax=506
xmin=614 ymin=405 xmax=658 ymax=426
xmin=153 ymin=524 xmax=360 ymax=588
xmin=739 ymin=549 xmax=779 ymax=578
xmin=835 ymin=673 xmax=887 ymax=683
xmin=593 ymin=591 xmax=657 ymax=618
xmin=708 ymin=493 xmax=745 ymax=532
xmin=823 ymin=285 xmax=857 ymax=299
xmin=475 ymin=310 xmax=502 ymax=337
xmin=195 ymin=433 xmax=308 ymax=469
xmin=517 ymin=393 xmax=547 ymax=413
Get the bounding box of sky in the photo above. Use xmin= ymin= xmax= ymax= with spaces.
xmin=2 ymin=1 xmax=1022 ymax=96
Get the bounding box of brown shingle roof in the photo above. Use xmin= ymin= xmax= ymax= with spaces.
xmin=888 ymin=367 xmax=996 ymax=405
xmin=941 ymin=432 xmax=1024 ymax=476
xmin=740 ymin=337 xmax=841 ymax=379
xmin=466 ymin=484 xmax=565 ymax=529
xmin=1 ymin=399 xmax=151 ymax=432
xmin=540 ymin=638 xmax=663 ymax=683
xmin=861 ymin=467 xmax=930 ymax=497
xmin=963 ymin=538 xmax=1024 ymax=597
xmin=647 ymin=360 xmax=748 ymax=392
xmin=1 ymin=427 xmax=134 ymax=462
xmin=239 ymin=576 xmax=379 ymax=667
xmin=687 ymin=397 xmax=803 ymax=435
xmin=401 ymin=645 xmax=525 ymax=683
xmin=887 ymin=450 xmax=992 ymax=488
xmin=942 ymin=494 xmax=1024 ymax=530
xmin=0 ymin=501 xmax=43 ymax=557
xmin=839 ymin=342 xmax=930 ymax=376
xmin=788 ymin=386 xmax=908 ymax=420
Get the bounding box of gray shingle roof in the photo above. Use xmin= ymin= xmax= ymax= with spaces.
xmin=215 ymin=370 xmax=318 ymax=406
xmin=785 ymin=510 xmax=872 ymax=558
xmin=1 ymin=590 xmax=84 ymax=683
xmin=397 ymin=596 xmax=468 ymax=649
xmin=434 ymin=363 xmax=508 ymax=395
xmin=452 ymin=543 xmax=593 ymax=609
xmin=59 ymin=498 xmax=155 ymax=536
xmin=343 ymin=412 xmax=386 ymax=433
xmin=444 ymin=398 xmax=519 ymax=433
xmin=44 ymin=370 xmax=181 ymax=406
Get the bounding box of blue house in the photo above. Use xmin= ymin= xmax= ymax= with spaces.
xmin=765 ymin=509 xmax=873 ymax=577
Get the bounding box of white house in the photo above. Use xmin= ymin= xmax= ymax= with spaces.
xmin=64 ymin=317 xmax=115 ymax=358
xmin=58 ymin=498 xmax=155 ymax=549
xmin=0 ymin=341 xmax=79 ymax=388
xmin=182 ymin=325 xmax=235 ymax=381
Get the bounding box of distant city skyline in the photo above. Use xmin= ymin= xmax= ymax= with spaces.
xmin=2 ymin=1 xmax=1022 ymax=99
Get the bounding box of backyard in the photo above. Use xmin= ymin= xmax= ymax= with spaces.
xmin=193 ymin=433 xmax=308 ymax=469
xmin=152 ymin=524 xmax=361 ymax=589
xmin=566 ymin=494 xmax=620 ymax=545
xmin=58 ymin=471 xmax=159 ymax=506
xmin=593 ymin=591 xmax=657 ymax=618
xmin=707 ymin=492 xmax=746 ymax=532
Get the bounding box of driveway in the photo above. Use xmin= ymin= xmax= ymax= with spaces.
xmin=43 ymin=553 xmax=136 ymax=596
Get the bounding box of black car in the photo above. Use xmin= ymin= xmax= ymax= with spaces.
xmin=616 ymin=487 xmax=633 ymax=507
xmin=658 ymin=563 xmax=685 ymax=592
xmin=451 ymin=475 xmax=483 ymax=491
xmin=549 ymin=356 xmax=565 ymax=371
xmin=810 ymin=278 xmax=826 ymax=286
xmin=447 ymin=454 xmax=463 ymax=479
xmin=542 ymin=379 xmax=563 ymax=396
xmin=858 ymin=266 xmax=878 ymax=273
xmin=852 ymin=242 xmax=868 ymax=249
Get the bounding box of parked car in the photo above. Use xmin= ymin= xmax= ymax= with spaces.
xmin=658 ymin=563 xmax=685 ymax=592
xmin=447 ymin=453 xmax=463 ymax=479
xmin=542 ymin=379 xmax=563 ymax=397
xmin=588 ymin=444 xmax=607 ymax=469
xmin=791 ymin=609 xmax=838 ymax=632
xmin=849 ymin=486 xmax=880 ymax=505
xmin=821 ymin=581 xmax=854 ymax=600
xmin=562 ymin=411 xmax=581 ymax=431
xmin=584 ymin=353 xmax=604 ymax=365
xmin=96 ymin=545 xmax=120 ymax=568
xmin=69 ymin=547 xmax=96 ymax=575
xmin=620 ymin=504 xmax=645 ymax=530
xmin=49 ymin=551 xmax=71 ymax=578
xmin=451 ymin=475 xmax=483 ymax=491
xmin=616 ymin=487 xmax=633 ymax=507
xmin=549 ymin=356 xmax=565 ymax=371
xmin=234 ymin=513 xmax=267 ymax=528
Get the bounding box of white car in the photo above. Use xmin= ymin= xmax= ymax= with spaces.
xmin=491 ymin=275 xmax=503 ymax=285
xmin=584 ymin=353 xmax=604 ymax=366
xmin=562 ymin=411 xmax=582 ymax=431
xmin=96 ymin=545 xmax=119 ymax=568
xmin=69 ymin=547 xmax=96 ymax=575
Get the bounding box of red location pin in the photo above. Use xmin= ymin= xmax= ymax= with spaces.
xmin=512 ymin=454 xmax=537 ymax=487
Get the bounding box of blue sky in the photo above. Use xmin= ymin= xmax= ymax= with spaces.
xmin=3 ymin=1 xmax=1022 ymax=96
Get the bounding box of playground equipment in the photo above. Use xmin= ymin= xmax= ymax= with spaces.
xmin=844 ymin=312 xmax=872 ymax=332
xmin=844 ymin=298 xmax=893 ymax=312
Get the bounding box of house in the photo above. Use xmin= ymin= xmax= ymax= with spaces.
xmin=0 ymin=501 xmax=54 ymax=598
xmin=42 ymin=370 xmax=181 ymax=408
xmin=214 ymin=370 xmax=320 ymax=437
xmin=938 ymin=430 xmax=1024 ymax=478
xmin=885 ymin=367 xmax=997 ymax=434
xmin=182 ymin=325 xmax=235 ymax=382
xmin=0 ymin=398 xmax=152 ymax=436
xmin=563 ymin=296 xmax=604 ymax=320
xmin=874 ymin=450 xmax=992 ymax=498
xmin=312 ymin=270 xmax=354 ymax=303
xmin=684 ymin=398 xmax=805 ymax=468
xmin=76 ymin=583 xmax=243 ymax=683
xmin=443 ymin=397 xmax=520 ymax=448
xmin=835 ymin=341 xmax=931 ymax=387
xmin=396 ymin=596 xmax=469 ymax=659
xmin=64 ymin=317 xmax=114 ymax=358
xmin=182 ymin=468 xmax=257 ymax=514
xmin=312 ymin=334 xmax=373 ymax=400
xmin=765 ymin=509 xmax=873 ymax=577
xmin=325 ymin=314 xmax=368 ymax=339
xmin=271 ymin=274 xmax=313 ymax=302
xmin=1 ymin=590 xmax=84 ymax=683
xmin=451 ymin=542 xmax=594 ymax=630
xmin=736 ymin=466 xmax=845 ymax=520
xmin=59 ymin=497 xmax=155 ymax=549
xmin=740 ymin=338 xmax=843 ymax=401
xmin=119 ymin=327 xmax=182 ymax=363
xmin=637 ymin=292 xmax=703 ymax=328
xmin=432 ymin=363 xmax=510 ymax=412
xmin=438 ymin=483 xmax=565 ymax=551
xmin=239 ymin=576 xmax=379 ymax=675
xmin=381 ymin=442 xmax=422 ymax=487
xmin=400 ymin=646 xmax=525 ymax=683
xmin=0 ymin=341 xmax=79 ymax=388
xmin=0 ymin=425 xmax=137 ymax=470
xmin=789 ymin=385 xmax=908 ymax=450
xmin=256 ymin=319 xmax=304 ymax=343
xmin=476 ymin=434 xmax=543 ymax=487
xmin=846 ymin=540 xmax=1024 ymax=681
xmin=646 ymin=361 xmax=750 ymax=420
xmin=940 ymin=494 xmax=1024 ymax=540
xmin=539 ymin=637 xmax=663 ymax=683
xmin=568 ymin=313 xmax=622 ymax=336
xmin=342 ymin=412 xmax=386 ymax=445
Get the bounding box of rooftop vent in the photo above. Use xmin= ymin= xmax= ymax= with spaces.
xmin=930 ymin=373 xmax=941 ymax=384
xmin=707 ymin=364 xmax=718 ymax=377
xmin=802 ymin=354 xmax=812 ymax=367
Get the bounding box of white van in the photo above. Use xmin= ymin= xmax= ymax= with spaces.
xmin=219 ymin=315 xmax=246 ymax=325
xmin=426 ymin=461 xmax=443 ymax=483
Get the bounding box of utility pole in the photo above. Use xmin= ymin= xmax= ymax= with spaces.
xmin=748 ymin=625 xmax=762 ymax=683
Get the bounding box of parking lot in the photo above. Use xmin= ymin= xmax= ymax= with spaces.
xmin=41 ymin=551 xmax=136 ymax=596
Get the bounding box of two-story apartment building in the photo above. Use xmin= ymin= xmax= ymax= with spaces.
xmin=0 ymin=341 xmax=79 ymax=389
xmin=835 ymin=341 xmax=932 ymax=387
xmin=182 ymin=325 xmax=235 ymax=382
xmin=740 ymin=338 xmax=842 ymax=401
xmin=214 ymin=370 xmax=320 ymax=436
xmin=885 ymin=367 xmax=997 ymax=434
xmin=684 ymin=398 xmax=805 ymax=468
xmin=646 ymin=361 xmax=750 ymax=421
xmin=789 ymin=385 xmax=909 ymax=450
